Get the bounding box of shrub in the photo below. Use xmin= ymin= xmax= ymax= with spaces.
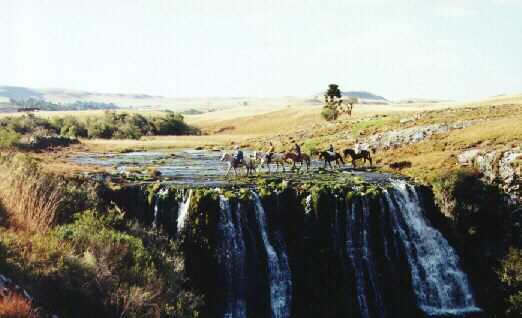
xmin=498 ymin=248 xmax=522 ymax=317
xmin=0 ymin=128 xmax=21 ymax=148
xmin=0 ymin=294 xmax=39 ymax=318
xmin=321 ymin=107 xmax=338 ymax=121
xmin=53 ymin=209 xmax=203 ymax=317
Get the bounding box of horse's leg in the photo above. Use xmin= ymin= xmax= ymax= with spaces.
xmin=225 ymin=164 xmax=231 ymax=177
xmin=328 ymin=160 xmax=333 ymax=170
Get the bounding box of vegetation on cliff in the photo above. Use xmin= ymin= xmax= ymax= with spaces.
xmin=0 ymin=154 xmax=203 ymax=317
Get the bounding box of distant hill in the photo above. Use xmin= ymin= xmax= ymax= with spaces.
xmin=314 ymin=90 xmax=389 ymax=104
xmin=0 ymin=86 xmax=43 ymax=99
xmin=342 ymin=91 xmax=387 ymax=101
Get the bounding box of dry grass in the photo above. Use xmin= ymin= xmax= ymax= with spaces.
xmin=80 ymin=133 xmax=257 ymax=152
xmin=0 ymin=155 xmax=64 ymax=232
xmin=0 ymin=294 xmax=39 ymax=318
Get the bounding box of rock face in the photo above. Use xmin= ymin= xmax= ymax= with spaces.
xmin=365 ymin=120 xmax=479 ymax=150
xmin=458 ymin=147 xmax=522 ymax=201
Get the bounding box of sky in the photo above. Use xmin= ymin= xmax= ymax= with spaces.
xmin=1 ymin=0 xmax=521 ymax=100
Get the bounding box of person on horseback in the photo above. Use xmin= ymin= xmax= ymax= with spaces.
xmin=327 ymin=144 xmax=335 ymax=158
xmin=354 ymin=139 xmax=361 ymax=154
xmin=266 ymin=141 xmax=275 ymax=164
xmin=233 ymin=145 xmax=243 ymax=166
xmin=293 ymin=142 xmax=302 ymax=161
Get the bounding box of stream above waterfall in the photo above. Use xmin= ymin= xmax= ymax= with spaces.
xmin=69 ymin=149 xmax=398 ymax=186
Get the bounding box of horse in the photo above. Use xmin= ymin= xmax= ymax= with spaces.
xmin=253 ymin=151 xmax=287 ymax=173
xmin=343 ymin=148 xmax=373 ymax=168
xmin=318 ymin=151 xmax=345 ymax=170
xmin=283 ymin=152 xmax=311 ymax=172
xmin=220 ymin=152 xmax=257 ymax=177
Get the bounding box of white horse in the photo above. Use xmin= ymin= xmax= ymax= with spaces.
xmin=220 ymin=152 xmax=257 ymax=177
xmin=253 ymin=151 xmax=287 ymax=173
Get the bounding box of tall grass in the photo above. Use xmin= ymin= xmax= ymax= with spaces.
xmin=0 ymin=154 xmax=64 ymax=232
xmin=0 ymin=294 xmax=39 ymax=318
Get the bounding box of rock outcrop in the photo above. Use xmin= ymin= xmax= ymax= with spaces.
xmin=365 ymin=120 xmax=479 ymax=150
xmin=458 ymin=147 xmax=522 ymax=201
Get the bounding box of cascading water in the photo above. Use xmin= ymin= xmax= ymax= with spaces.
xmin=152 ymin=187 xmax=169 ymax=229
xmin=177 ymin=189 xmax=192 ymax=232
xmin=252 ymin=192 xmax=293 ymax=318
xmin=383 ymin=181 xmax=481 ymax=316
xmin=217 ymin=196 xmax=248 ymax=318
xmin=345 ymin=196 xmax=386 ymax=318
xmin=147 ymin=179 xmax=481 ymax=318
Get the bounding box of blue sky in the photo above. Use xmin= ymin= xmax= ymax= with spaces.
xmin=1 ymin=0 xmax=521 ymax=100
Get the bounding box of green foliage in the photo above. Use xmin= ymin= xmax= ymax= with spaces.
xmin=50 ymin=116 xmax=88 ymax=138
xmin=498 ymin=248 xmax=522 ymax=317
xmin=0 ymin=111 xmax=199 ymax=143
xmin=10 ymin=97 xmax=117 ymax=111
xmin=0 ymin=128 xmax=20 ymax=148
xmin=52 ymin=208 xmax=203 ymax=317
xmin=321 ymin=107 xmax=338 ymax=121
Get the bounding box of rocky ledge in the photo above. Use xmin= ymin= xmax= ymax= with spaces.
xmin=458 ymin=146 xmax=522 ymax=201
xmin=365 ymin=120 xmax=480 ymax=150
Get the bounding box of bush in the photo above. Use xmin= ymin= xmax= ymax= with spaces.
xmin=53 ymin=209 xmax=203 ymax=317
xmin=0 ymin=128 xmax=21 ymax=148
xmin=321 ymin=107 xmax=338 ymax=121
xmin=0 ymin=112 xmax=199 ymax=143
xmin=498 ymin=248 xmax=522 ymax=317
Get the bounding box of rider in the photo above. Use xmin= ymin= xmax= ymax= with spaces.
xmin=293 ymin=141 xmax=302 ymax=161
xmin=354 ymin=139 xmax=361 ymax=154
xmin=266 ymin=141 xmax=275 ymax=164
xmin=327 ymin=144 xmax=335 ymax=157
xmin=233 ymin=145 xmax=244 ymax=166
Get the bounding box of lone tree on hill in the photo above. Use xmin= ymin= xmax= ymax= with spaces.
xmin=325 ymin=84 xmax=341 ymax=103
xmin=321 ymin=84 xmax=357 ymax=121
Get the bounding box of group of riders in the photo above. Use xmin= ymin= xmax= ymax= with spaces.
xmin=223 ymin=140 xmax=373 ymax=176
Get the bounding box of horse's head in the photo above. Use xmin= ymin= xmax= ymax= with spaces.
xmin=220 ymin=152 xmax=229 ymax=161
xmin=318 ymin=151 xmax=326 ymax=160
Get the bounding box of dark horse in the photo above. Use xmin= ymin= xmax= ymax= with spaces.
xmin=343 ymin=148 xmax=373 ymax=168
xmin=318 ymin=151 xmax=345 ymax=170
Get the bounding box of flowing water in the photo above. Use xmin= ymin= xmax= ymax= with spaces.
xmin=252 ymin=192 xmax=293 ymax=318
xmin=383 ymin=181 xmax=481 ymax=316
xmin=217 ymin=196 xmax=248 ymax=318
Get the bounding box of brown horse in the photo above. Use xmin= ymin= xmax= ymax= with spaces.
xmin=343 ymin=148 xmax=373 ymax=168
xmin=318 ymin=151 xmax=344 ymax=170
xmin=283 ymin=152 xmax=311 ymax=172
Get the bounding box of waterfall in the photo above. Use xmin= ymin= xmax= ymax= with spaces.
xmin=217 ymin=196 xmax=248 ymax=318
xmin=252 ymin=192 xmax=292 ymax=318
xmin=384 ymin=181 xmax=481 ymax=316
xmin=152 ymin=187 xmax=169 ymax=229
xmin=177 ymin=190 xmax=192 ymax=232
xmin=345 ymin=196 xmax=386 ymax=318
xmin=169 ymin=181 xmax=482 ymax=318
